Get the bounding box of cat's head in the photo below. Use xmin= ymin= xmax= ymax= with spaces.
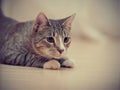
xmin=32 ymin=12 xmax=75 ymax=59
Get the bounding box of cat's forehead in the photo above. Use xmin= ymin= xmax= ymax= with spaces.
xmin=47 ymin=20 xmax=62 ymax=36
xmin=49 ymin=19 xmax=62 ymax=31
xmin=41 ymin=19 xmax=70 ymax=37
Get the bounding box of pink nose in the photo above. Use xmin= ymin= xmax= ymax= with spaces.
xmin=58 ymin=49 xmax=64 ymax=54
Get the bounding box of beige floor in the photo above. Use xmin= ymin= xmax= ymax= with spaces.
xmin=0 ymin=36 xmax=120 ymax=90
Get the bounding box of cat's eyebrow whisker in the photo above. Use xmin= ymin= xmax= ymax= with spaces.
xmin=63 ymin=31 xmax=67 ymax=37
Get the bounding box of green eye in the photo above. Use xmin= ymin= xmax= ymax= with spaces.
xmin=46 ymin=37 xmax=54 ymax=43
xmin=64 ymin=37 xmax=70 ymax=43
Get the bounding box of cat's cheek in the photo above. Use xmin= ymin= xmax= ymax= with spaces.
xmin=43 ymin=49 xmax=54 ymax=57
xmin=46 ymin=49 xmax=58 ymax=56
xmin=51 ymin=49 xmax=67 ymax=58
xmin=49 ymin=51 xmax=60 ymax=58
xmin=42 ymin=49 xmax=58 ymax=58
xmin=34 ymin=47 xmax=50 ymax=57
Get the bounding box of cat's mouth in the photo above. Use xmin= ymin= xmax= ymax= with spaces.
xmin=48 ymin=51 xmax=63 ymax=59
xmin=40 ymin=48 xmax=65 ymax=59
xmin=32 ymin=44 xmax=65 ymax=59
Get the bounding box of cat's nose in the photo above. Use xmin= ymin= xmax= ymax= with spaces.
xmin=58 ymin=49 xmax=64 ymax=54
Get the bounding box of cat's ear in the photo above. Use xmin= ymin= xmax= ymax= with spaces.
xmin=34 ymin=12 xmax=50 ymax=31
xmin=60 ymin=13 xmax=76 ymax=30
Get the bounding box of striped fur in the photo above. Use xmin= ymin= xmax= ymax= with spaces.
xmin=0 ymin=6 xmax=75 ymax=69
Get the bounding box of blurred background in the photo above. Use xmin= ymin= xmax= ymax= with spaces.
xmin=0 ymin=0 xmax=120 ymax=90
xmin=2 ymin=0 xmax=120 ymax=40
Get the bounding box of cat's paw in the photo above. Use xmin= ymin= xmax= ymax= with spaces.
xmin=43 ymin=60 xmax=60 ymax=70
xmin=62 ymin=60 xmax=75 ymax=68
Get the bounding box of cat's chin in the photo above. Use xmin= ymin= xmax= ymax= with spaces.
xmin=50 ymin=53 xmax=67 ymax=59
xmin=46 ymin=55 xmax=61 ymax=59
xmin=45 ymin=54 xmax=64 ymax=59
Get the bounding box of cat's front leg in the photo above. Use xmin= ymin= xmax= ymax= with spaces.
xmin=43 ymin=58 xmax=75 ymax=69
xmin=43 ymin=60 xmax=60 ymax=70
xmin=59 ymin=57 xmax=75 ymax=68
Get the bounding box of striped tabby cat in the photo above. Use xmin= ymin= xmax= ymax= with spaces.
xmin=0 ymin=7 xmax=75 ymax=69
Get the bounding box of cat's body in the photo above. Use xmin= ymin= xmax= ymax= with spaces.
xmin=0 ymin=2 xmax=75 ymax=69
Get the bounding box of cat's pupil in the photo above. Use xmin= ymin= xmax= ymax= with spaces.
xmin=64 ymin=37 xmax=70 ymax=43
xmin=46 ymin=37 xmax=54 ymax=43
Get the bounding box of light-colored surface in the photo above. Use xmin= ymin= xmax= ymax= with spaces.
xmin=0 ymin=37 xmax=120 ymax=90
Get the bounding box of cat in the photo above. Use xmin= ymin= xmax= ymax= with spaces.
xmin=0 ymin=2 xmax=75 ymax=69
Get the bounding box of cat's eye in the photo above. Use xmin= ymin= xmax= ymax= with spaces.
xmin=64 ymin=37 xmax=70 ymax=43
xmin=46 ymin=37 xmax=54 ymax=43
